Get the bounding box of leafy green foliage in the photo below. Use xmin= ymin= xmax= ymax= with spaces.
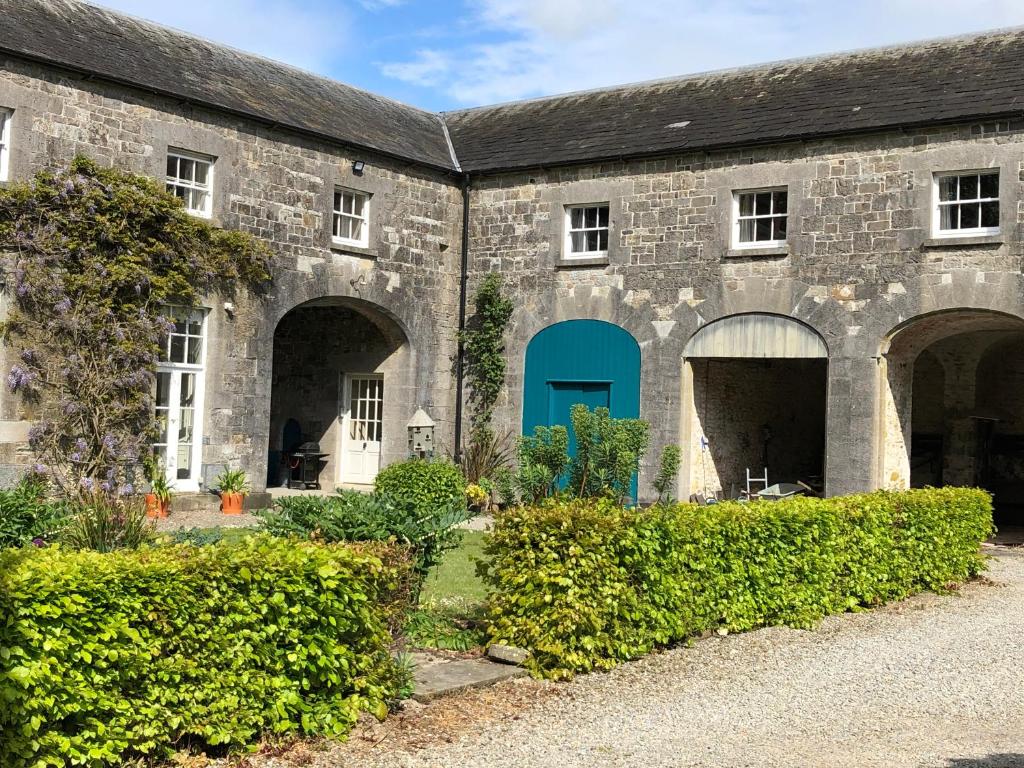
xmin=214 ymin=468 xmax=249 ymax=494
xmin=495 ymin=424 xmax=569 ymax=504
xmin=373 ymin=458 xmax=467 ymax=515
xmin=481 ymin=488 xmax=994 ymax=679
xmin=0 ymin=535 xmax=408 ymax=766
xmin=459 ymin=273 xmax=514 ymax=434
xmin=59 ymin=492 xmax=154 ymax=552
xmin=0 ymin=474 xmax=71 ymax=548
xmin=497 ymin=405 xmax=649 ymax=504
xmin=257 ymin=486 xmax=471 ymax=599
xmin=0 ymin=156 xmax=271 ymax=498
xmin=166 ymin=525 xmax=254 ymax=546
xmin=459 ymin=427 xmax=514 ymax=486
xmin=653 ymin=444 xmax=681 ymax=503
xmin=567 ymin=405 xmax=649 ymax=503
xmin=405 ymin=603 xmax=487 ymax=651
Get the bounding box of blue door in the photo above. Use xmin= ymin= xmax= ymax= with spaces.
xmin=523 ymin=320 xmax=641 ymax=499
xmin=549 ymin=381 xmax=611 ymax=456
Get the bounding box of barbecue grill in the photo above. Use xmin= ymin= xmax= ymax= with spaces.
xmin=284 ymin=441 xmax=329 ymax=490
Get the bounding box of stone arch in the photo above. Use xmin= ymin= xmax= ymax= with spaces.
xmin=680 ymin=311 xmax=830 ymax=501
xmin=265 ymin=294 xmax=414 ymax=490
xmin=877 ymin=308 xmax=1024 ymax=513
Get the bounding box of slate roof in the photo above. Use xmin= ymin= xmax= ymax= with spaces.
xmin=443 ymin=29 xmax=1024 ymax=173
xmin=2 ymin=2 xmax=1024 ymax=175
xmin=0 ymin=0 xmax=457 ymax=170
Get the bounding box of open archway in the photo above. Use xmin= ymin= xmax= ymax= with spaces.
xmin=267 ymin=297 xmax=411 ymax=489
xmin=681 ymin=313 xmax=829 ymax=500
xmin=879 ymin=309 xmax=1024 ymax=525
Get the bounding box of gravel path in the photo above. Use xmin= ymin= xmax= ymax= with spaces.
xmin=319 ymin=548 xmax=1024 ymax=768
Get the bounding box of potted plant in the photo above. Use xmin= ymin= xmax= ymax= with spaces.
xmin=146 ymin=474 xmax=172 ymax=519
xmin=216 ymin=468 xmax=249 ymax=515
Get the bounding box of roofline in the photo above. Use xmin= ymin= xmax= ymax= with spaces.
xmin=443 ymin=24 xmax=1024 ymax=117
xmin=457 ymin=109 xmax=1024 ymax=176
xmin=0 ymin=46 xmax=459 ymax=175
xmin=81 ymin=0 xmax=440 ymax=121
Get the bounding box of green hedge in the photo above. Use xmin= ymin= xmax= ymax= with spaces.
xmin=0 ymin=535 xmax=409 ymax=767
xmin=482 ymin=488 xmax=993 ymax=679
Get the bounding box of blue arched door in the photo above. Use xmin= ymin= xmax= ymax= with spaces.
xmin=523 ymin=320 xmax=641 ymax=496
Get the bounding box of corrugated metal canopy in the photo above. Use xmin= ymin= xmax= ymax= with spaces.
xmin=684 ymin=314 xmax=827 ymax=358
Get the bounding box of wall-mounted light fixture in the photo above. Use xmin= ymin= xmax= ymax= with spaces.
xmin=352 ymin=160 xmax=365 ymax=175
xmin=223 ymin=301 xmax=235 ymax=315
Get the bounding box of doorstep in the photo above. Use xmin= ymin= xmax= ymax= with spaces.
xmin=411 ymin=652 xmax=527 ymax=703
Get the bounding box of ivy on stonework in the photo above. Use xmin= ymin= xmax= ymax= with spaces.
xmin=0 ymin=155 xmax=271 ymax=499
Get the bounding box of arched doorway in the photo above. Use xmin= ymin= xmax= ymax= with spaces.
xmin=880 ymin=309 xmax=1024 ymax=526
xmin=681 ymin=313 xmax=829 ymax=500
xmin=267 ymin=297 xmax=410 ymax=489
xmin=523 ymin=320 xmax=641 ymax=494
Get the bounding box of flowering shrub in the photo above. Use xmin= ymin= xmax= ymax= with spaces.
xmin=0 ymin=156 xmax=270 ymax=498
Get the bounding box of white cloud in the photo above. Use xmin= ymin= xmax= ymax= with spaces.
xmin=381 ymin=0 xmax=1024 ymax=107
xmin=94 ymin=0 xmax=351 ymax=73
xmin=379 ymin=49 xmax=451 ymax=87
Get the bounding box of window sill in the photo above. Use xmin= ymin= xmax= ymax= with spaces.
xmin=330 ymin=241 xmax=377 ymax=258
xmin=557 ymin=256 xmax=610 ymax=269
xmin=921 ymin=234 xmax=1004 ymax=248
xmin=725 ymin=245 xmax=790 ymax=259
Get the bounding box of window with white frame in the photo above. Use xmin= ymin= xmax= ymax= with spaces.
xmin=154 ymin=307 xmax=207 ymax=490
xmin=734 ymin=188 xmax=788 ymax=248
xmin=166 ymin=150 xmax=213 ymax=217
xmin=332 ymin=188 xmax=370 ymax=247
xmin=0 ymin=109 xmax=12 ymax=182
xmin=934 ymin=171 xmax=999 ymax=236
xmin=565 ymin=204 xmax=609 ymax=258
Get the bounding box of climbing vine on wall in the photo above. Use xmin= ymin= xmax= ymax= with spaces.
xmin=459 ymin=273 xmax=514 ymax=436
xmin=0 ymin=155 xmax=271 ymax=498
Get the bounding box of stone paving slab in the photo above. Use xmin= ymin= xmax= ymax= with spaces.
xmin=411 ymin=653 xmax=525 ymax=703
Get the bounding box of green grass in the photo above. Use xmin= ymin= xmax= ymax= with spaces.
xmin=409 ymin=530 xmax=490 ymax=651
xmin=421 ymin=529 xmax=488 ymax=606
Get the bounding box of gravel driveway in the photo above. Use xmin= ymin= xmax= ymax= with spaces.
xmin=311 ymin=547 xmax=1024 ymax=768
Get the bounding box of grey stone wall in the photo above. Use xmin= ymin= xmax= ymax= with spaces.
xmin=467 ymin=121 xmax=1024 ymax=500
xmin=0 ymin=57 xmax=463 ymax=490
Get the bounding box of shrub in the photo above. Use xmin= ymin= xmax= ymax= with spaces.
xmin=0 ymin=475 xmax=70 ymax=548
xmin=566 ymin=405 xmax=648 ymax=502
xmin=373 ymin=458 xmax=466 ymax=513
xmin=60 ymin=492 xmax=154 ymax=552
xmin=0 ymin=535 xmax=409 ymax=766
xmin=482 ymin=488 xmax=994 ymax=679
xmin=257 ymin=488 xmax=470 ymax=598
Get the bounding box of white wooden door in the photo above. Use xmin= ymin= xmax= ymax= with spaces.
xmin=341 ymin=374 xmax=384 ymax=485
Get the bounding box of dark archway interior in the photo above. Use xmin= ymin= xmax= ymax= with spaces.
xmin=897 ymin=313 xmax=1024 ymax=526
xmin=268 ymin=301 xmax=403 ymax=488
xmin=690 ymin=358 xmax=827 ymax=499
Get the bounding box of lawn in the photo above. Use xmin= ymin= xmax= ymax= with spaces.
xmin=421 ymin=528 xmax=489 ymax=606
xmin=410 ymin=529 xmax=490 ymax=651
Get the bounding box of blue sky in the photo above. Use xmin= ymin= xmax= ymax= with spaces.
xmin=97 ymin=0 xmax=1024 ymax=111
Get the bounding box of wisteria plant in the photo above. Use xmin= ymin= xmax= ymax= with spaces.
xmin=0 ymin=156 xmax=271 ymax=499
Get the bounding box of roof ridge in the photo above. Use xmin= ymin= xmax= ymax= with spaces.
xmin=77 ymin=0 xmax=440 ymax=120
xmin=443 ymin=25 xmax=1024 ymax=117
xmin=437 ymin=113 xmax=462 ymax=173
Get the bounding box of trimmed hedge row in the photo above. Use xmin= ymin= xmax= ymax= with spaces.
xmin=482 ymin=488 xmax=993 ymax=679
xmin=0 ymin=535 xmax=410 ymax=767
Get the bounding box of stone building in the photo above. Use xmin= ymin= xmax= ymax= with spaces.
xmin=3 ymin=1 xmax=1024 ymax=520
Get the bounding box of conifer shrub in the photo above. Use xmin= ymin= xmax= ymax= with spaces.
xmin=481 ymin=488 xmax=993 ymax=679
xmin=0 ymin=535 xmax=409 ymax=766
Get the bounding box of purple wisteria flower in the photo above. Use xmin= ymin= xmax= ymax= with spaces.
xmin=31 ymin=537 xmax=45 ymax=548
xmin=7 ymin=366 xmax=34 ymax=393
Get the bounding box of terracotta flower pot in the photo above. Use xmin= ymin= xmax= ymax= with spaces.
xmin=145 ymin=493 xmax=169 ymax=519
xmin=221 ymin=491 xmax=244 ymax=515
